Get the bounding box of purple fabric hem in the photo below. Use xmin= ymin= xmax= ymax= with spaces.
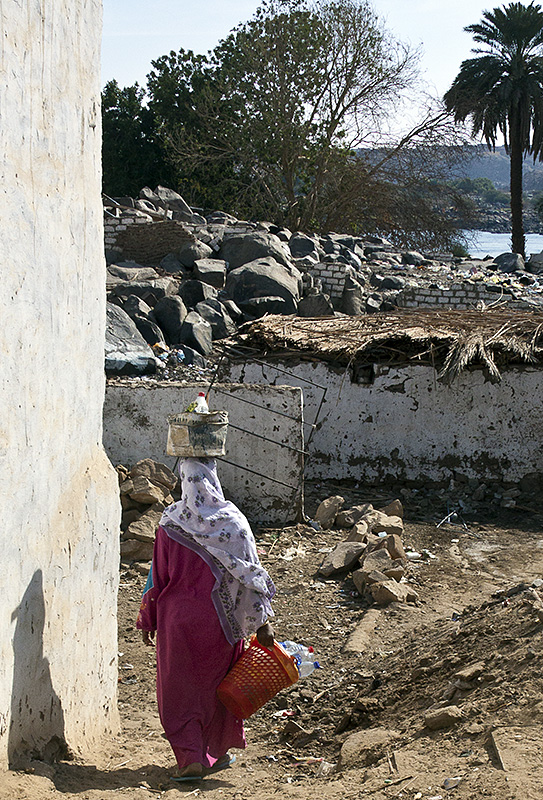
xmin=162 ymin=524 xmax=237 ymax=645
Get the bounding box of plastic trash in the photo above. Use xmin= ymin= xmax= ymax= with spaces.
xmin=280 ymin=640 xmax=320 ymax=677
xmin=194 ymin=392 xmax=209 ymax=413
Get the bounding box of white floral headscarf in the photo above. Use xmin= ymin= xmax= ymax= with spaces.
xmin=160 ymin=458 xmax=275 ymax=644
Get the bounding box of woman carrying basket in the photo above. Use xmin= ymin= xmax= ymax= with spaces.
xmin=137 ymin=458 xmax=275 ymax=780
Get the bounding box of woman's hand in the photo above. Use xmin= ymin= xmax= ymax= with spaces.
xmin=141 ymin=630 xmax=156 ymax=646
xmin=256 ymin=622 xmax=275 ymax=648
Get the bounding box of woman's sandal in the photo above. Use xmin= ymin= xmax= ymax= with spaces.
xmin=171 ymin=763 xmax=204 ymax=782
xmin=205 ymin=754 xmax=236 ymax=775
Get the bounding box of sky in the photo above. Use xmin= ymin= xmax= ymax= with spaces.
xmin=101 ymin=0 xmax=495 ymax=101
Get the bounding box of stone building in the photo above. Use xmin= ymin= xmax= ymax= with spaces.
xmin=0 ymin=1 xmax=120 ymax=767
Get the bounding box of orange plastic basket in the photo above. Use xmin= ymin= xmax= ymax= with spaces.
xmin=217 ymin=636 xmax=299 ymax=719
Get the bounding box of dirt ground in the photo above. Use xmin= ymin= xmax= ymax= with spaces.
xmin=2 ymin=483 xmax=543 ymax=800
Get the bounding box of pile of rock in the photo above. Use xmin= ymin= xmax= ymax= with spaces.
xmin=104 ymin=186 xmax=543 ymax=377
xmin=117 ymin=459 xmax=178 ymax=561
xmin=316 ymin=496 xmax=419 ymax=606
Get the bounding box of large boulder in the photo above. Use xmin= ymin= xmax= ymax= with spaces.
xmin=225 ymin=257 xmax=302 ymax=312
xmin=105 ymin=303 xmax=156 ymax=376
xmin=298 ymin=292 xmax=334 ymax=317
xmin=123 ymin=295 xmax=167 ymax=347
xmin=494 ymin=252 xmax=525 ymax=273
xmin=133 ymin=315 xmax=167 ymax=348
xmin=237 ymin=295 xmax=297 ymax=317
xmin=289 ymin=233 xmax=321 ymax=259
xmin=111 ymin=277 xmax=178 ymax=307
xmin=178 ymin=239 xmax=214 ymax=268
xmin=195 ymin=299 xmax=237 ymax=340
xmin=160 ymin=252 xmax=189 ymax=276
xmin=178 ymin=279 xmax=218 ymax=309
xmin=151 ymin=295 xmax=188 ymax=344
xmin=193 ymin=258 xmax=227 ymax=288
xmin=140 ymin=185 xmax=192 ymax=216
xmin=219 ymin=233 xmax=292 ymax=270
xmin=179 ymin=311 xmax=213 ymax=356
xmin=526 ymin=252 xmax=543 ymax=274
xmin=339 ymin=272 xmax=365 ymax=316
xmin=107 ymin=263 xmax=159 ymax=285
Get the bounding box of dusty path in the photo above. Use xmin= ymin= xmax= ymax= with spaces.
xmin=1 ymin=499 xmax=543 ymax=800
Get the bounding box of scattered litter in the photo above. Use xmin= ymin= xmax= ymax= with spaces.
xmin=443 ymin=776 xmax=463 ymax=789
xmin=271 ymin=709 xmax=296 ymax=718
xmin=316 ymin=760 xmax=336 ymax=777
xmin=406 ymin=551 xmax=422 ymax=561
xmin=280 ymin=546 xmax=306 ymax=561
xmin=436 ymin=508 xmax=469 ymax=531
xmin=421 ymin=549 xmax=438 ymax=560
xmin=292 ymin=756 xmax=324 ymax=766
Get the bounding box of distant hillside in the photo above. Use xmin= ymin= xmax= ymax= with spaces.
xmin=455 ymin=145 xmax=543 ymax=193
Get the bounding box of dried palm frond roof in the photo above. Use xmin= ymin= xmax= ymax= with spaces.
xmin=232 ymin=308 xmax=543 ymax=384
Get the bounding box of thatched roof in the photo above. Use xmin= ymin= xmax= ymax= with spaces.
xmin=232 ymin=309 xmax=543 ymax=384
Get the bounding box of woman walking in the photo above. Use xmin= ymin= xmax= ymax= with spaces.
xmin=137 ymin=458 xmax=275 ymax=780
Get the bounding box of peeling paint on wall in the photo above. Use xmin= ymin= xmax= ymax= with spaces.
xmin=222 ymin=360 xmax=543 ymax=487
xmin=103 ymin=382 xmax=304 ymax=524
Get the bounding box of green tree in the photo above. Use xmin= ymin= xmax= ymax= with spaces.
xmin=444 ymin=2 xmax=543 ymax=257
xmin=101 ymin=80 xmax=175 ymax=197
xmin=155 ymin=0 xmax=420 ymax=229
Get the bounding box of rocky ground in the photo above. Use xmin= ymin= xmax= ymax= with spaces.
xmin=2 ymin=482 xmax=543 ymax=800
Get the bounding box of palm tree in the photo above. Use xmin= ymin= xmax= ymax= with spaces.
xmin=444 ymin=2 xmax=543 ymax=257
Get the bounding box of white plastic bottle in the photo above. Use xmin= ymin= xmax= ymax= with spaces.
xmin=194 ymin=392 xmax=209 ymax=413
xmin=280 ymin=640 xmax=320 ymax=677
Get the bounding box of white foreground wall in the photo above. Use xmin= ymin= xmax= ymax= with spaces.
xmin=103 ymin=382 xmax=304 ymax=524
xmin=223 ymin=361 xmax=543 ymax=485
xmin=0 ymin=1 xmax=120 ymax=767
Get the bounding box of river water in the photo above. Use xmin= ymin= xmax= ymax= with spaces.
xmin=466 ymin=230 xmax=543 ymax=258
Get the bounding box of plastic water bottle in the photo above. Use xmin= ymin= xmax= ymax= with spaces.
xmin=194 ymin=392 xmax=209 ymax=413
xmin=280 ymin=640 xmax=320 ymax=678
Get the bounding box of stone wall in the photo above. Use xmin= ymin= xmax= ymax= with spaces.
xmin=0 ymin=1 xmax=120 ymax=767
xmin=309 ymin=262 xmax=351 ymax=299
xmin=222 ymin=360 xmax=543 ymax=488
xmin=103 ymin=382 xmax=304 ymax=525
xmin=396 ymin=283 xmax=536 ymax=311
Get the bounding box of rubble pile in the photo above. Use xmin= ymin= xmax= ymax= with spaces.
xmin=104 ymin=187 xmax=543 ymax=377
xmin=117 ymin=459 xmax=178 ymax=562
xmin=316 ymin=496 xmax=420 ymax=606
xmin=331 ymin=579 xmax=543 ymax=743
